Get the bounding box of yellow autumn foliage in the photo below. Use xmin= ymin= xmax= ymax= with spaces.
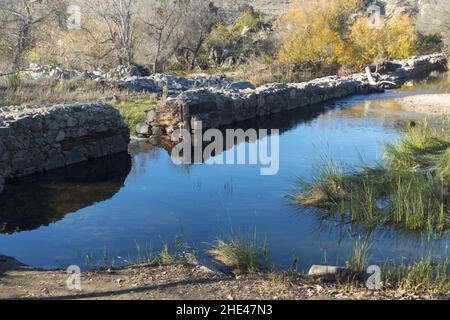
xmin=277 ymin=0 xmax=419 ymax=70
xmin=277 ymin=0 xmax=364 ymax=66
xmin=340 ymin=14 xmax=418 ymax=68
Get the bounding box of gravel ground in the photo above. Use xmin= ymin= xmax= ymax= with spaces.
xmin=1 ymin=256 xmax=449 ymax=300
xmin=394 ymin=94 xmax=450 ymax=114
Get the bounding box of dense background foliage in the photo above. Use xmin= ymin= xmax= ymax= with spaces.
xmin=0 ymin=0 xmax=446 ymax=82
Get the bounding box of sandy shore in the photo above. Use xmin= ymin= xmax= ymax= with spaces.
xmin=394 ymin=94 xmax=450 ymax=115
xmin=1 ymin=256 xmax=448 ymax=300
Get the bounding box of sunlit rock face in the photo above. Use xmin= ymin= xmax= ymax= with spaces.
xmin=383 ymin=0 xmax=450 ymax=44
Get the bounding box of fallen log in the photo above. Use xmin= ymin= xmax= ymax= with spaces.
xmin=365 ymin=66 xmax=398 ymax=89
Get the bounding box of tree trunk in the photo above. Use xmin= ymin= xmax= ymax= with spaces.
xmin=12 ymin=26 xmax=29 ymax=73
xmin=153 ymin=58 xmax=163 ymax=73
xmin=189 ymin=37 xmax=204 ymax=71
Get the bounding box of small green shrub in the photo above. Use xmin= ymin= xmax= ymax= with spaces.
xmin=206 ymin=236 xmax=269 ymax=274
xmin=418 ymin=32 xmax=445 ymax=55
xmin=383 ymin=256 xmax=450 ymax=291
xmin=6 ymin=73 xmax=23 ymax=89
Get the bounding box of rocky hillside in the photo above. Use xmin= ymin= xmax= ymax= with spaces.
xmin=384 ymin=0 xmax=450 ymax=43
xmin=214 ymin=0 xmax=292 ymax=17
xmin=215 ymin=0 xmax=450 ymax=43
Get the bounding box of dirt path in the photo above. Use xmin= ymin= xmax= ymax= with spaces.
xmin=395 ymin=94 xmax=450 ymax=115
xmin=1 ymin=256 xmax=448 ymax=300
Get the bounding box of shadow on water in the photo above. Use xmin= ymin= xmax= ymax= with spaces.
xmin=164 ymin=101 xmax=334 ymax=164
xmin=163 ymin=93 xmax=424 ymax=165
xmin=0 ymin=102 xmax=333 ymax=235
xmin=0 ymin=152 xmax=132 ymax=234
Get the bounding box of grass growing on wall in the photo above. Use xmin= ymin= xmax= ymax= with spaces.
xmin=0 ymin=77 xmax=159 ymax=134
xmin=110 ymin=98 xmax=158 ymax=135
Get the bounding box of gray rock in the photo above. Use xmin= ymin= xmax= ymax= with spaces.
xmin=226 ymin=81 xmax=256 ymax=91
xmin=23 ymin=63 xmax=240 ymax=97
xmin=0 ymin=127 xmax=14 ymax=136
xmin=136 ymin=122 xmax=150 ymax=135
xmin=47 ymin=120 xmax=59 ymax=131
xmin=308 ymin=265 xmax=344 ymax=277
xmin=151 ymin=126 xmax=164 ymax=136
xmin=64 ymin=145 xmax=86 ymax=165
xmin=119 ymin=77 xmax=158 ymax=93
xmin=55 ymin=131 xmax=66 ymax=142
xmin=67 ymin=117 xmax=78 ymax=127
xmin=0 ymin=175 xmax=4 ymax=193
xmin=146 ymin=110 xmax=157 ymax=123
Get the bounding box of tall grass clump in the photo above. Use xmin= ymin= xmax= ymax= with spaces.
xmin=206 ymin=236 xmax=269 ymax=274
xmin=351 ymin=236 xmax=372 ymax=273
xmin=296 ymin=122 xmax=450 ymax=236
xmin=385 ymin=124 xmax=450 ymax=175
xmin=297 ymin=161 xmax=389 ymax=227
xmin=297 ymin=160 xmax=387 ymax=208
xmin=388 ymin=172 xmax=447 ymax=234
xmin=383 ymin=256 xmax=450 ymax=291
xmin=82 ymin=239 xmax=192 ymax=269
xmin=5 ymin=73 xmax=23 ymax=90
xmin=337 ymin=236 xmax=373 ymax=284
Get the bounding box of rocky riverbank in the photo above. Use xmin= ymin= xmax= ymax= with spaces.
xmin=137 ymin=54 xmax=448 ymax=137
xmin=393 ymin=94 xmax=450 ymax=115
xmin=0 ymin=102 xmax=129 ymax=194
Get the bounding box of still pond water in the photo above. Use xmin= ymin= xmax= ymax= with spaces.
xmin=1 ymin=77 xmax=449 ymax=271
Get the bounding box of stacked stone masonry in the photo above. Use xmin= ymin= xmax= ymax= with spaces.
xmin=0 ymin=102 xmax=129 ymax=193
xmin=143 ymin=54 xmax=447 ymax=136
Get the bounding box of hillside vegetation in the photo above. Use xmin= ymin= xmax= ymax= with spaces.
xmin=0 ymin=0 xmax=445 ymax=86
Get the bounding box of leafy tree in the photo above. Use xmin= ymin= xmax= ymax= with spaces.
xmin=418 ymin=32 xmax=444 ymax=55
xmin=340 ymin=13 xmax=418 ymax=69
xmin=89 ymin=0 xmax=137 ymax=66
xmin=277 ymin=0 xmax=419 ymax=71
xmin=277 ymin=0 xmax=363 ymax=67
xmin=0 ymin=0 xmax=67 ymax=73
xmin=232 ymin=6 xmax=266 ymax=34
xmin=205 ymin=5 xmax=273 ymax=67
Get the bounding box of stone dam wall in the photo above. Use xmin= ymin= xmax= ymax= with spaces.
xmin=139 ymin=54 xmax=447 ymax=136
xmin=0 ymin=102 xmax=130 ymax=193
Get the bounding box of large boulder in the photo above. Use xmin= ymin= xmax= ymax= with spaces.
xmin=104 ymin=64 xmax=150 ymax=79
xmin=119 ymin=77 xmax=159 ymax=93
